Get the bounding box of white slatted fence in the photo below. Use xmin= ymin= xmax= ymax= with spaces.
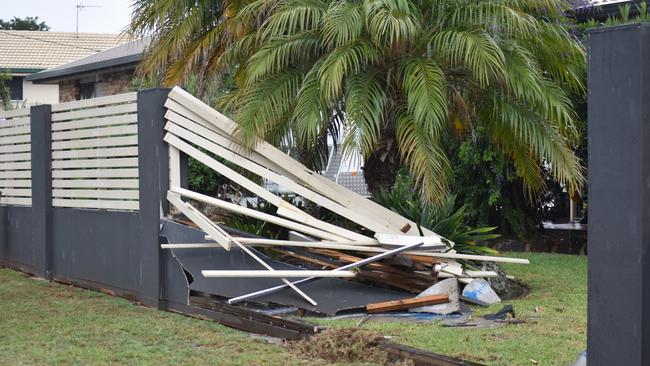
xmin=50 ymin=93 xmax=140 ymax=211
xmin=0 ymin=108 xmax=31 ymax=206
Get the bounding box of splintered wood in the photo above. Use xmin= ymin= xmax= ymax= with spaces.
xmin=160 ymin=86 xmax=529 ymax=310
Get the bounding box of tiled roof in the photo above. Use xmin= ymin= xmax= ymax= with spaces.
xmin=0 ymin=30 xmax=128 ymax=73
xmin=28 ymin=38 xmax=148 ymax=82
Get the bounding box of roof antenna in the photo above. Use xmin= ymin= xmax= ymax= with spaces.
xmin=76 ymin=3 xmax=102 ymax=38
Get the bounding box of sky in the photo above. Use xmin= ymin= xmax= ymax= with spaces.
xmin=0 ymin=0 xmax=133 ymax=34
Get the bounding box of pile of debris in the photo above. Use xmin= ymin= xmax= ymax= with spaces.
xmin=160 ymin=86 xmax=529 ymax=314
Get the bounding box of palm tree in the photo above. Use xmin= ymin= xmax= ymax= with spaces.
xmin=131 ymin=0 xmax=585 ymax=205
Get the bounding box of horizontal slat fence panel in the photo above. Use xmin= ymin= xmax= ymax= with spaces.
xmin=50 ymin=93 xmax=139 ymax=211
xmin=0 ymin=108 xmax=31 ymax=206
xmin=52 ymin=179 xmax=139 ymax=189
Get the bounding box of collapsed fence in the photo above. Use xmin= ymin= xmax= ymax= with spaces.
xmin=0 ymin=86 xmax=527 ymax=316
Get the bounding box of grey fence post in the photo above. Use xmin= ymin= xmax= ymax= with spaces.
xmin=588 ymin=23 xmax=650 ymax=365
xmin=137 ymin=88 xmax=171 ymax=308
xmin=30 ymin=105 xmax=52 ymax=279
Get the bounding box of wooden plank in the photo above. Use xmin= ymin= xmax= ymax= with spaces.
xmin=52 ymin=179 xmax=138 ymax=189
xmin=52 ymin=135 xmax=138 ymax=150
xmin=52 ymin=114 xmax=137 ymax=131
xmin=51 ymin=92 xmax=137 ymax=112
xmin=165 ymin=109 xmax=292 ymax=180
xmin=52 ymin=189 xmax=139 ymax=200
xmin=52 ymin=103 xmax=137 ymax=121
xmin=0 ymin=188 xmax=31 ymax=196
xmin=167 ymin=192 xmax=232 ymax=250
xmin=0 ymin=134 xmax=30 ymax=145
xmin=52 ymin=146 xmax=138 ymax=160
xmin=0 ymin=124 xmax=29 ymax=137
xmin=0 ymin=196 xmax=31 ymax=206
xmin=166 ymin=120 xmax=393 ymax=237
xmin=0 ymin=143 xmax=30 ymax=154
xmin=0 ymin=109 xmax=29 ymax=119
xmin=165 ymin=134 xmax=370 ymax=242
xmin=0 ymin=170 xmax=30 ymax=179
xmin=0 ymin=116 xmax=30 ymax=129
xmin=161 ymin=243 xmax=221 ymax=249
xmin=52 ymin=124 xmax=137 ymax=141
xmin=52 ymin=198 xmax=139 ymax=210
xmin=0 ymin=179 xmax=31 ymax=187
xmin=168 ymin=87 xmax=423 ymax=236
xmin=0 ymin=161 xmax=30 ymax=170
xmin=201 ymin=270 xmax=356 ymax=278
xmin=51 ymin=157 xmax=138 ymax=169
xmin=170 ymin=187 xmax=351 ymax=242
xmin=366 ymin=294 xmax=449 ymax=313
xmin=0 ymin=152 xmax=30 ymax=162
xmin=236 ymin=238 xmax=377 ymax=246
xmin=52 ymin=168 xmax=138 ymax=179
xmin=169 ymin=145 xmax=181 ymax=187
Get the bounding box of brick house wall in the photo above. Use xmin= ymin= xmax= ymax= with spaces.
xmin=57 ymin=68 xmax=135 ymax=103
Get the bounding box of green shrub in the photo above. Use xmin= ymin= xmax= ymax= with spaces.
xmin=374 ymin=172 xmax=500 ymax=255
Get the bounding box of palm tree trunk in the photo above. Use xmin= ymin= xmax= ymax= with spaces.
xmin=363 ymin=135 xmax=401 ymax=197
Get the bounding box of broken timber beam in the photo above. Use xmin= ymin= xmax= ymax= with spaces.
xmin=366 ymin=294 xmax=449 ymax=313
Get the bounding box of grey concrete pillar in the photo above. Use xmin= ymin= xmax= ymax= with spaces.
xmin=30 ymin=104 xmax=52 ymax=279
xmin=137 ymin=88 xmax=171 ymax=308
xmin=588 ymin=23 xmax=650 ymax=365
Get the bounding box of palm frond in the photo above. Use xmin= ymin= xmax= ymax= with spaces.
xmin=322 ymin=0 xmax=365 ymax=48
xmin=395 ymin=112 xmax=451 ymax=204
xmin=342 ymin=69 xmax=386 ymax=159
xmin=398 ymin=56 xmax=448 ymax=136
xmin=430 ymin=29 xmax=506 ymax=88
xmin=317 ymin=40 xmax=379 ymax=102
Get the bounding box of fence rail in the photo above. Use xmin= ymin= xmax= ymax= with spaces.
xmin=50 ymin=93 xmax=140 ymax=211
xmin=0 ymin=108 xmax=31 ymax=206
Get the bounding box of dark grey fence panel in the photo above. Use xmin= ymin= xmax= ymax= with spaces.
xmin=588 ymin=23 xmax=650 ymax=366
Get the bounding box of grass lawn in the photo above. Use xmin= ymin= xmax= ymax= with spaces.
xmin=0 ymin=252 xmax=586 ymax=366
xmin=318 ymin=252 xmax=588 ymax=366
xmin=0 ymin=268 xmax=338 ymax=366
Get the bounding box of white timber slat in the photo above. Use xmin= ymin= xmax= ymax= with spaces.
xmin=0 ymin=196 xmax=31 ymax=205
xmin=52 ymin=168 xmax=138 ymax=179
xmin=0 ymin=161 xmax=30 ymax=170
xmin=201 ymin=270 xmax=356 ymax=278
xmin=52 ymin=198 xmax=139 ymax=210
xmin=0 ymin=117 xmax=30 ymax=129
xmin=166 ymin=121 xmax=391 ymax=237
xmin=0 ymin=143 xmax=30 ymax=154
xmin=0 ymin=152 xmax=30 ymax=162
xmin=51 ymin=114 xmax=137 ymax=131
xmin=52 ymin=189 xmax=139 ymax=199
xmin=164 ymin=134 xmax=371 ymax=242
xmin=51 ymin=92 xmax=137 ymax=112
xmin=169 ymin=146 xmax=181 ymax=187
xmin=0 ymin=170 xmax=30 ymax=179
xmin=168 ymin=87 xmax=423 ymax=236
xmin=0 ymin=125 xmax=30 ymax=137
xmin=52 ymin=103 xmax=137 ymax=121
xmin=52 ymin=135 xmax=137 ymax=150
xmin=0 ymin=188 xmax=31 ymax=196
xmin=170 ymin=186 xmax=354 ymax=242
xmin=52 ymin=146 xmax=138 ymax=160
xmin=0 ymin=179 xmax=31 ymax=187
xmin=52 ymin=179 xmax=139 ymax=189
xmin=51 ymin=124 xmax=137 ymax=141
xmin=0 ymin=109 xmax=30 ymax=119
xmin=0 ymin=134 xmax=30 ymax=145
xmin=51 ymin=157 xmax=138 ymax=169
xmin=167 ymin=192 xmax=232 ymax=250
